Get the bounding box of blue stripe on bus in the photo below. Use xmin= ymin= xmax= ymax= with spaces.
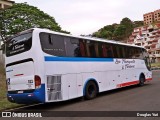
xmin=44 ymin=56 xmax=114 ymax=62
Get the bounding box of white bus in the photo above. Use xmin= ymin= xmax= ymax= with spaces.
xmin=5 ymin=28 xmax=152 ymax=104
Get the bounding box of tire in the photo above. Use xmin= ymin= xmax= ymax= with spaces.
xmin=139 ymin=76 xmax=145 ymax=86
xmin=85 ymin=81 xmax=98 ymax=100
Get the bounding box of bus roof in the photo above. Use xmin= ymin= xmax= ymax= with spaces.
xmin=21 ymin=28 xmax=145 ymax=49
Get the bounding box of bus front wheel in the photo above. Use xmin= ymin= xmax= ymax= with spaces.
xmin=85 ymin=81 xmax=98 ymax=100
xmin=139 ymin=76 xmax=145 ymax=86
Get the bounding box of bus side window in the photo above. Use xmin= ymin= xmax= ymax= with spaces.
xmin=136 ymin=48 xmax=144 ymax=59
xmin=48 ymin=34 xmax=53 ymax=44
xmin=122 ymin=46 xmax=126 ymax=58
xmin=102 ymin=44 xmax=107 ymax=57
xmin=40 ymin=33 xmax=55 ymax=55
xmin=79 ymin=40 xmax=86 ymax=57
xmin=85 ymin=40 xmax=91 ymax=57
xmin=125 ymin=47 xmax=130 ymax=58
xmin=128 ymin=47 xmax=133 ymax=59
xmin=98 ymin=43 xmax=104 ymax=58
xmin=51 ymin=34 xmax=66 ymax=56
xmin=95 ymin=42 xmax=99 ymax=57
xmin=89 ymin=41 xmax=96 ymax=58
xmin=65 ymin=37 xmax=80 ymax=57
xmin=116 ymin=45 xmax=121 ymax=58
xmin=116 ymin=45 xmax=124 ymax=58
xmin=84 ymin=40 xmax=97 ymax=58
xmin=40 ymin=33 xmax=66 ymax=56
xmin=112 ymin=45 xmax=118 ymax=58
xmin=106 ymin=44 xmax=114 ymax=58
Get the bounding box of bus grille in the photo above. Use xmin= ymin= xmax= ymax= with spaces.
xmin=47 ymin=76 xmax=62 ymax=101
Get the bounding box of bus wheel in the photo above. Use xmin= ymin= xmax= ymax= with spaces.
xmin=139 ymin=76 xmax=145 ymax=86
xmin=85 ymin=81 xmax=98 ymax=100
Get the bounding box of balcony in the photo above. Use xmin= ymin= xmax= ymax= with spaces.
xmin=149 ymin=35 xmax=156 ymax=38
xmin=144 ymin=44 xmax=150 ymax=48
xmin=152 ymin=39 xmax=158 ymax=42
xmin=155 ymin=54 xmax=160 ymax=57
xmin=135 ymin=43 xmax=141 ymax=46
xmin=151 ymin=30 xmax=158 ymax=34
xmin=129 ymin=36 xmax=134 ymax=39
xmin=152 ymin=43 xmax=158 ymax=47
xmin=157 ymin=30 xmax=160 ymax=34
xmin=152 ymin=42 xmax=158 ymax=45
xmin=149 ymin=54 xmax=154 ymax=58
xmin=148 ymin=49 xmax=152 ymax=52
xmin=155 ymin=34 xmax=160 ymax=37
xmin=133 ymin=30 xmax=139 ymax=33
xmin=127 ymin=40 xmax=134 ymax=44
xmin=136 ymin=37 xmax=143 ymax=40
xmin=135 ymin=40 xmax=143 ymax=44
xmin=132 ymin=33 xmax=138 ymax=37
xmin=142 ymin=27 xmax=147 ymax=31
xmin=155 ymin=48 xmax=160 ymax=51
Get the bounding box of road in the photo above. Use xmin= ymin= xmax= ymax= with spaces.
xmin=6 ymin=71 xmax=160 ymax=120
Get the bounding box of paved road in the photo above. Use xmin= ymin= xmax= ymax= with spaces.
xmin=9 ymin=71 xmax=160 ymax=120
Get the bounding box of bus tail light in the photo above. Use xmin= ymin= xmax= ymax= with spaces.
xmin=35 ymin=75 xmax=41 ymax=89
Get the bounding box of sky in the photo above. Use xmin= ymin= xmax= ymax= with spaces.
xmin=14 ymin=0 xmax=160 ymax=35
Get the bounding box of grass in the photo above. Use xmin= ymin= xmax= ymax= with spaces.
xmin=0 ymin=64 xmax=21 ymax=111
xmin=151 ymin=62 xmax=160 ymax=67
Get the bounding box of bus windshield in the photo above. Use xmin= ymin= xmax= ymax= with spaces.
xmin=6 ymin=32 xmax=32 ymax=57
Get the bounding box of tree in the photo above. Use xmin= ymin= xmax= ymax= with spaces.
xmin=113 ymin=25 xmax=126 ymax=40
xmin=120 ymin=17 xmax=134 ymax=39
xmin=92 ymin=17 xmax=144 ymax=41
xmin=92 ymin=24 xmax=118 ymax=39
xmin=133 ymin=21 xmax=144 ymax=28
xmin=0 ymin=3 xmax=69 ymax=41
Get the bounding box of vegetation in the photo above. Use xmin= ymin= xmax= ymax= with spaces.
xmin=92 ymin=17 xmax=143 ymax=41
xmin=0 ymin=3 xmax=69 ymax=41
xmin=0 ymin=65 xmax=21 ymax=110
xmin=151 ymin=62 xmax=160 ymax=68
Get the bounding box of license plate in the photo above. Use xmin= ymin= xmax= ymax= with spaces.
xmin=18 ymin=91 xmax=23 ymax=94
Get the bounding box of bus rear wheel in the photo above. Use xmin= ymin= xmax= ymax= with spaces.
xmin=85 ymin=81 xmax=98 ymax=100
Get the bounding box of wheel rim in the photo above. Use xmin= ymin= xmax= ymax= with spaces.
xmin=140 ymin=77 xmax=144 ymax=85
xmin=88 ymin=85 xmax=95 ymax=97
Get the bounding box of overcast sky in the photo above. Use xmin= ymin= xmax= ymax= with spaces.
xmin=14 ymin=0 xmax=160 ymax=35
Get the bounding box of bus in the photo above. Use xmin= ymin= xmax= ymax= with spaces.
xmin=5 ymin=28 xmax=152 ymax=104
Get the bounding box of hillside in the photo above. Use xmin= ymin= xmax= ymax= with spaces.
xmin=92 ymin=17 xmax=143 ymax=41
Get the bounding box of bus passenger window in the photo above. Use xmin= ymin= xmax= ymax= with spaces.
xmin=48 ymin=34 xmax=53 ymax=44
xmin=40 ymin=33 xmax=66 ymax=56
xmin=121 ymin=46 xmax=126 ymax=58
xmin=95 ymin=43 xmax=99 ymax=57
xmin=112 ymin=45 xmax=118 ymax=58
xmin=64 ymin=37 xmax=80 ymax=57
xmin=102 ymin=44 xmax=107 ymax=57
xmin=125 ymin=47 xmax=130 ymax=58
xmin=106 ymin=45 xmax=114 ymax=58
xmin=79 ymin=40 xmax=86 ymax=57
xmin=89 ymin=42 xmax=96 ymax=58
xmin=98 ymin=43 xmax=104 ymax=58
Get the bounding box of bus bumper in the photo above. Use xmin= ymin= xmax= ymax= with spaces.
xmin=7 ymin=84 xmax=45 ymax=104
